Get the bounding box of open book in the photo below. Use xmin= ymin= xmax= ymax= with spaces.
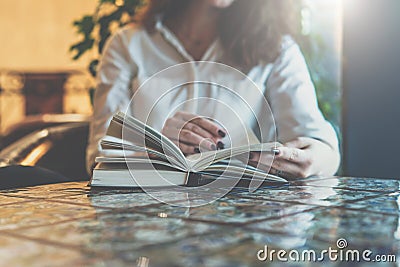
xmin=90 ymin=112 xmax=287 ymax=187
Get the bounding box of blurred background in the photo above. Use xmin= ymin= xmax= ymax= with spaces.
xmin=0 ymin=0 xmax=96 ymax=132
xmin=0 ymin=0 xmax=398 ymax=179
xmin=0 ymin=0 xmax=344 ymax=179
xmin=0 ymin=0 xmax=342 ymax=131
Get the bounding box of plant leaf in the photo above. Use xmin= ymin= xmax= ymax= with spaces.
xmin=70 ymin=38 xmax=95 ymax=60
xmin=72 ymin=15 xmax=95 ymax=38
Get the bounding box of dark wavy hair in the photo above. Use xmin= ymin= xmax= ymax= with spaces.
xmin=136 ymin=0 xmax=299 ymax=68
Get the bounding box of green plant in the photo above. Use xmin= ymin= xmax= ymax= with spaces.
xmin=299 ymin=34 xmax=341 ymax=135
xmin=70 ymin=0 xmax=143 ymax=78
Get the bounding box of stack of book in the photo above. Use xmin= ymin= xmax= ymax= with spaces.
xmin=90 ymin=112 xmax=286 ymax=188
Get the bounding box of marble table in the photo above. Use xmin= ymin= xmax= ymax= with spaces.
xmin=0 ymin=176 xmax=399 ymax=266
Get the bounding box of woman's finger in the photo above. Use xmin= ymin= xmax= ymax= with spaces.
xmin=182 ymin=121 xmax=221 ymax=143
xmin=248 ymin=146 xmax=307 ymax=165
xmin=163 ymin=127 xmax=216 ymax=151
xmin=164 ymin=117 xmax=217 ymax=141
xmin=248 ymin=151 xmax=311 ymax=178
xmin=271 ymin=148 xmax=314 ymax=178
xmin=164 ymin=117 xmax=182 ymax=129
xmin=176 ymin=111 xmax=226 ymax=138
xmin=248 ymin=155 xmax=304 ymax=178
xmin=274 ymin=147 xmax=307 ymax=164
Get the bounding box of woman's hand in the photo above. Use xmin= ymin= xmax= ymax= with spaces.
xmin=162 ymin=111 xmax=226 ymax=155
xmin=248 ymin=137 xmax=340 ymax=179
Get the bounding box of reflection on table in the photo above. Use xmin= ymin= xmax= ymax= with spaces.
xmin=0 ymin=176 xmax=399 ymax=266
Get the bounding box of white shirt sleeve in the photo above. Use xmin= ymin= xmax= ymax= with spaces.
xmin=86 ymin=29 xmax=138 ymax=173
xmin=266 ymin=38 xmax=339 ymax=151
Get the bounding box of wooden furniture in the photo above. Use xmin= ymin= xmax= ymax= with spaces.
xmin=22 ymin=71 xmax=74 ymax=115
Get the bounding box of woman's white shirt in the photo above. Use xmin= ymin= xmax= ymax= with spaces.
xmin=86 ymin=20 xmax=339 ymax=172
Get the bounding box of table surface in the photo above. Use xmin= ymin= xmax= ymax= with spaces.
xmin=0 ymin=177 xmax=399 ymax=266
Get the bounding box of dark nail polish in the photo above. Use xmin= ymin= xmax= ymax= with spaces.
xmin=218 ymin=130 xmax=226 ymax=138
xmin=217 ymin=141 xmax=225 ymax=150
xmin=272 ymin=149 xmax=280 ymax=155
xmin=194 ymin=147 xmax=200 ymax=153
xmin=211 ymin=144 xmax=217 ymax=150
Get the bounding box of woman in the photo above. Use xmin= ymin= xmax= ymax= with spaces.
xmin=86 ymin=0 xmax=340 ymax=178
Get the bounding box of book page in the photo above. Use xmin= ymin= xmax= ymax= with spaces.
xmin=107 ymin=112 xmax=188 ymax=168
xmin=186 ymin=142 xmax=281 ymax=172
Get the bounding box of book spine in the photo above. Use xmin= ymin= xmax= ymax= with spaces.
xmin=185 ymin=173 xmax=207 ymax=187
